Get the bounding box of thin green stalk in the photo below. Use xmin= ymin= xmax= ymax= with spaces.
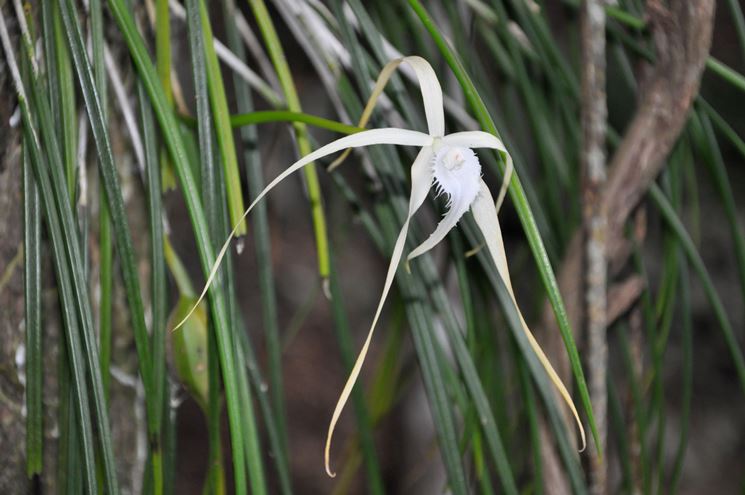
xmin=247 ymin=0 xmax=331 ymax=282
xmin=99 ymin=198 xmax=113 ymax=401
xmin=232 ymin=330 xmax=267 ymax=495
xmin=184 ymin=3 xmax=231 ymax=492
xmin=64 ymin=372 xmax=84 ymax=494
xmin=88 ymin=0 xmax=114 ymax=404
xmin=207 ymin=322 xmax=226 ymax=495
xmin=185 ymin=0 xmax=216 ymax=246
xmin=156 ymin=0 xmax=172 ymax=104
xmin=515 ymin=345 xmax=543 ymax=494
xmin=216 ymin=152 xmax=267 ymax=493
xmin=57 ymin=347 xmax=81 ymax=495
xmin=51 ymin=0 xmax=77 ymax=199
xmin=669 ymin=256 xmax=693 ymax=493
xmin=236 ymin=324 xmax=293 ymax=495
xmin=156 ymin=0 xmax=177 ymax=190
xmin=41 ymin=0 xmax=58 ymax=128
xmin=141 ymin=59 xmax=169 ymax=495
xmin=706 ymin=57 xmax=745 ymax=94
xmin=163 ymin=399 xmax=177 ymax=495
xmin=223 ymin=111 xmax=363 ymax=134
xmin=407 ymin=0 xmax=600 ymax=454
xmin=23 ymin=140 xmax=43 ymax=477
xmin=405 ymin=300 xmax=470 ymax=495
xmin=198 ymin=0 xmax=247 ymax=236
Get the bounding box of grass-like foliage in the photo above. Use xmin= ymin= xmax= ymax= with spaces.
xmin=2 ymin=0 xmax=744 ymax=493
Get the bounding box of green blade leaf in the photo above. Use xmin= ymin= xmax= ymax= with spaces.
xmin=23 ymin=138 xmax=43 ymax=478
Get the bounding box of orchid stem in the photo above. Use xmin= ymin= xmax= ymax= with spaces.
xmin=247 ymin=0 xmax=331 ymax=282
xmin=179 ymin=110 xmax=364 ymax=135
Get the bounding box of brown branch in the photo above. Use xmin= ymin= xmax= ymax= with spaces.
xmin=539 ymin=0 xmax=715 ymax=486
xmin=543 ymin=0 xmax=715 ymax=373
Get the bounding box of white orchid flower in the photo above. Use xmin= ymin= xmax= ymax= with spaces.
xmin=173 ymin=55 xmax=585 ymax=477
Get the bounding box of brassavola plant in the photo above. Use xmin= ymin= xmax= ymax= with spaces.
xmin=174 ymin=56 xmax=585 ymax=476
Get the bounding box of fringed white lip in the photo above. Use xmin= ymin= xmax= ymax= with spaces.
xmin=407 ymin=146 xmax=482 ymax=262
xmin=432 ymin=146 xmax=482 ymax=209
xmin=170 ymin=55 xmax=586 ymax=478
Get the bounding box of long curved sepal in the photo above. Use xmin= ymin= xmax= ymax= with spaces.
xmin=471 ymin=181 xmax=586 ymax=451
xmin=324 ymin=146 xmax=435 ymax=476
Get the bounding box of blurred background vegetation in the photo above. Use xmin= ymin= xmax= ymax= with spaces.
xmin=0 ymin=0 xmax=743 ymax=494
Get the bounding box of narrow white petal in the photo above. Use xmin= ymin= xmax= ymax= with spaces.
xmin=172 ymin=128 xmax=432 ymax=333
xmin=471 ymin=181 xmax=586 ymax=451
xmin=328 ymin=56 xmax=444 ymax=171
xmin=325 ymin=146 xmax=434 ymax=477
xmin=404 ymin=56 xmax=445 ymax=137
xmin=361 ymin=56 xmax=444 ymax=136
xmin=443 ymin=130 xmax=507 ymax=151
